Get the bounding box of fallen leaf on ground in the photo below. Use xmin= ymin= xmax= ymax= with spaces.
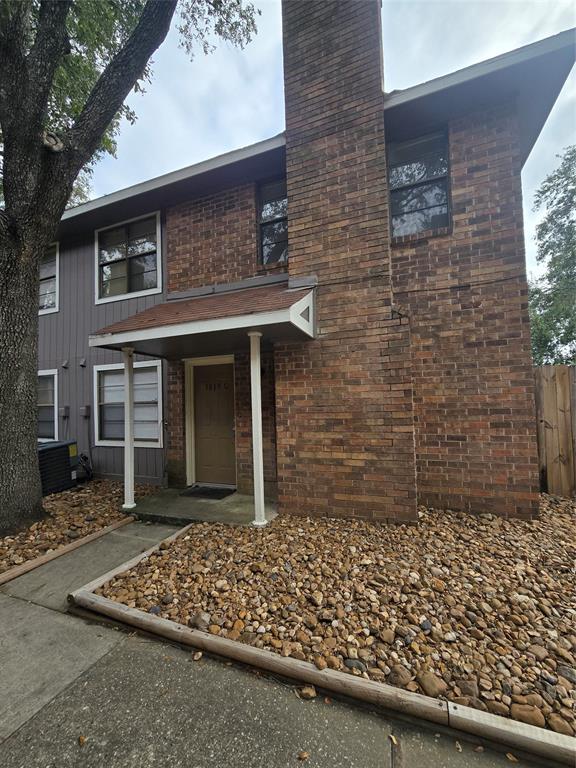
xmin=192 ymin=651 xmax=202 ymax=661
xmin=297 ymin=751 xmax=310 ymax=762
xmin=506 ymin=754 xmax=519 ymax=763
xmin=297 ymin=685 xmax=317 ymax=700
xmin=78 ymin=735 xmax=86 ymax=747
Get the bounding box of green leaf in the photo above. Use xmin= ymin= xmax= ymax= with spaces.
xmin=529 ymin=145 xmax=576 ymax=364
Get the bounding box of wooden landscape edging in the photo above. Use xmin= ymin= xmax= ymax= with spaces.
xmin=67 ymin=526 xmax=576 ymax=767
xmin=0 ymin=516 xmax=134 ymax=587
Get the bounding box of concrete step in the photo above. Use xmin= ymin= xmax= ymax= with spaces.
xmin=133 ymin=488 xmax=277 ymax=527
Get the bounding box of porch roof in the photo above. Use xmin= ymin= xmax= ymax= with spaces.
xmin=88 ymin=283 xmax=315 ymax=359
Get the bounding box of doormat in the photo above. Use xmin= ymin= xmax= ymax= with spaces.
xmin=180 ymin=486 xmax=235 ymax=500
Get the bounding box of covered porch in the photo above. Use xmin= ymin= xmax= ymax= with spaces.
xmin=89 ymin=282 xmax=315 ymax=526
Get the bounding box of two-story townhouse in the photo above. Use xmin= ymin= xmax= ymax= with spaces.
xmin=38 ymin=0 xmax=575 ymax=524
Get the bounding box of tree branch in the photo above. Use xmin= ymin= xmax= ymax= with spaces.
xmin=25 ymin=0 xmax=72 ymax=126
xmin=0 ymin=0 xmax=32 ymax=124
xmin=68 ymin=0 xmax=177 ymax=170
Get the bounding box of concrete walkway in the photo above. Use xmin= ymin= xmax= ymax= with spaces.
xmin=0 ymin=521 xmax=549 ymax=767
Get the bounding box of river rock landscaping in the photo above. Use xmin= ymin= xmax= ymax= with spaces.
xmin=0 ymin=480 xmax=152 ymax=575
xmin=99 ymin=493 xmax=576 ymax=736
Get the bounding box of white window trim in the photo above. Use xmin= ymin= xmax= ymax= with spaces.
xmin=94 ymin=211 xmax=162 ymax=305
xmin=39 ymin=242 xmax=60 ymax=316
xmin=93 ymin=360 xmax=163 ymax=448
xmin=38 ymin=368 xmax=58 ymax=442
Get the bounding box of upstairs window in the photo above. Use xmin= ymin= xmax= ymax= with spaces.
xmin=39 ymin=244 xmax=58 ymax=313
xmin=258 ymin=180 xmax=288 ymax=266
xmin=96 ymin=213 xmax=161 ymax=303
xmin=38 ymin=370 xmax=57 ymax=441
xmin=388 ymin=132 xmax=449 ymax=238
xmin=94 ymin=361 xmax=162 ymax=447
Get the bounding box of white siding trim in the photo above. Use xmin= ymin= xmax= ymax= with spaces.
xmin=38 ymin=368 xmax=58 ymax=442
xmin=93 ymin=359 xmax=163 ymax=448
xmin=94 ymin=211 xmax=162 ymax=305
xmin=39 ymin=242 xmax=60 ymax=316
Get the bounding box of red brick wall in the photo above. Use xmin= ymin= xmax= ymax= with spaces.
xmin=165 ymin=354 xmax=278 ymax=493
xmin=277 ymin=0 xmax=418 ymax=522
xmin=166 ymin=360 xmax=187 ymax=486
xmin=391 ymin=104 xmax=540 ymax=518
xmin=166 ymin=183 xmax=287 ymax=294
xmin=164 ymin=183 xmax=285 ymax=491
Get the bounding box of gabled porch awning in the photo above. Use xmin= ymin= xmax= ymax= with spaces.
xmin=89 ymin=282 xmax=315 ymax=526
xmin=89 ymin=283 xmax=315 ymax=358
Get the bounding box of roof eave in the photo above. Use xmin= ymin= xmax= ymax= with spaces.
xmin=384 ymin=28 xmax=576 ymax=166
xmin=62 ymin=133 xmax=286 ymax=222
xmin=60 ymin=29 xmax=575 ymax=231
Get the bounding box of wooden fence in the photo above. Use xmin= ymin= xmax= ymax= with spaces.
xmin=534 ymin=365 xmax=575 ymax=497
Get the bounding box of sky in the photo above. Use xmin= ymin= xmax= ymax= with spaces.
xmin=90 ymin=0 xmax=576 ymax=278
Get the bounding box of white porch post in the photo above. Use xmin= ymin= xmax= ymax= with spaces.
xmin=122 ymin=346 xmax=136 ymax=510
xmin=248 ymin=331 xmax=266 ymax=526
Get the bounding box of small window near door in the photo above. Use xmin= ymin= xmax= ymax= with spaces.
xmin=258 ymin=180 xmax=288 ymax=266
xmin=388 ymin=132 xmax=450 ymax=238
xmin=96 ymin=214 xmax=161 ymax=303
xmin=94 ymin=361 xmax=162 ymax=447
xmin=39 ymin=244 xmax=58 ymax=313
xmin=38 ymin=370 xmax=57 ymax=441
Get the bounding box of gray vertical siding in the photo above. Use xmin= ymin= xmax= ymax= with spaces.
xmin=38 ymin=229 xmax=167 ymax=484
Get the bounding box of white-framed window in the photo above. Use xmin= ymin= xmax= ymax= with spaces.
xmin=93 ymin=360 xmax=163 ymax=448
xmin=94 ymin=212 xmax=162 ymax=305
xmin=39 ymin=243 xmax=59 ymax=314
xmin=38 ymin=369 xmax=58 ymax=441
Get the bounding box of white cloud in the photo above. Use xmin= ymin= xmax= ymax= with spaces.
xmin=91 ymin=0 xmax=575 ymax=276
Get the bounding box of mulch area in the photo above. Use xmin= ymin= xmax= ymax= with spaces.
xmin=0 ymin=480 xmax=154 ymax=575
xmin=99 ymin=493 xmax=575 ymax=736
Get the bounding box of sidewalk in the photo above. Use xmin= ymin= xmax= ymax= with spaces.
xmin=0 ymin=521 xmax=549 ymax=767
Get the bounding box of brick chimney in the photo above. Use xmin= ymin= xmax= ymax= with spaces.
xmin=274 ymin=0 xmax=418 ymax=522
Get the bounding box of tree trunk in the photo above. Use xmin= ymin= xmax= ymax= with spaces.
xmin=0 ymin=233 xmax=44 ymax=535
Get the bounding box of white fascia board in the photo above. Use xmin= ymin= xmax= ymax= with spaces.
xmin=384 ymin=28 xmax=576 ymax=109
xmin=89 ymin=306 xmax=297 ymax=348
xmin=63 ymin=134 xmax=286 ymax=222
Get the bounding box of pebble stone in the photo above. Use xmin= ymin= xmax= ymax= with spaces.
xmin=100 ymin=493 xmax=576 ymax=736
xmin=0 ymin=480 xmax=154 ymax=574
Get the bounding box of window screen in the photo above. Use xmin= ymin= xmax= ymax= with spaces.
xmin=97 ymin=365 xmax=161 ymax=443
xmin=38 ymin=373 xmax=56 ymax=439
xmin=39 ymin=245 xmax=57 ymax=311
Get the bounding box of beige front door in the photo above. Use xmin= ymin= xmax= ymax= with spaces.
xmin=194 ymin=364 xmax=236 ymax=485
